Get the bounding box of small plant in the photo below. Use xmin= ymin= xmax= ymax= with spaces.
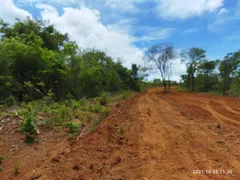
xmin=85 ymin=112 xmax=93 ymax=121
xmin=71 ymin=100 xmax=79 ymax=112
xmin=14 ymin=161 xmax=19 ymax=175
xmin=89 ymin=104 xmax=102 ymax=113
xmin=99 ymin=92 xmax=110 ymax=106
xmin=118 ymin=90 xmax=131 ymax=101
xmin=92 ymin=119 xmax=101 ymax=127
xmin=65 ymin=122 xmax=79 ymax=134
xmin=89 ymin=127 xmax=95 ymax=132
xmin=119 ymin=125 xmax=126 ymax=134
xmin=58 ymin=105 xmax=68 ymax=119
xmin=0 ymin=156 xmax=3 ymax=164
xmin=20 ymin=106 xmax=38 ymax=143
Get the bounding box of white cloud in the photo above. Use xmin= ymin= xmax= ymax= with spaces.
xmin=37 ymin=4 xmax=145 ymax=68
xmin=183 ymin=28 xmax=199 ymax=34
xmin=218 ymin=8 xmax=228 ymax=15
xmin=134 ymin=27 xmax=173 ymax=42
xmin=19 ymin=0 xmax=78 ymax=6
xmin=155 ymin=0 xmax=224 ymax=19
xmin=0 ymin=0 xmax=31 ymax=23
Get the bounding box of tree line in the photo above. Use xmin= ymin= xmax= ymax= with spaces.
xmin=180 ymin=48 xmax=240 ymax=96
xmin=0 ymin=18 xmax=146 ymax=104
xmin=145 ymin=45 xmax=240 ymax=97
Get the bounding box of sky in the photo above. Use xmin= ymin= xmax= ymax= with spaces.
xmin=1 ymin=0 xmax=240 ymax=81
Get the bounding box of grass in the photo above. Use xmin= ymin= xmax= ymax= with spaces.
xmin=174 ymin=86 xmax=187 ymax=92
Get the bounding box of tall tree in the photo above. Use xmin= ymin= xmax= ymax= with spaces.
xmin=146 ymin=44 xmax=175 ymax=91
xmin=181 ymin=48 xmax=206 ymax=91
xmin=219 ymin=51 xmax=240 ymax=95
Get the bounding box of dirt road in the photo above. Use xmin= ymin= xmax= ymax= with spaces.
xmin=2 ymin=87 xmax=240 ymax=180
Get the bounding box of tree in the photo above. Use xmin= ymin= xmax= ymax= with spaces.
xmin=219 ymin=51 xmax=240 ymax=95
xmin=197 ymin=60 xmax=218 ymax=92
xmin=181 ymin=48 xmax=206 ymax=91
xmin=146 ymin=44 xmax=175 ymax=91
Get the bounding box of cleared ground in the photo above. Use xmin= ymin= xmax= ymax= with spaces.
xmin=0 ymin=87 xmax=240 ymax=180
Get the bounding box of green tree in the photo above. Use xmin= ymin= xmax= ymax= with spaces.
xmin=181 ymin=48 xmax=206 ymax=91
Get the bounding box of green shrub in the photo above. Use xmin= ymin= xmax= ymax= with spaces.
xmin=20 ymin=106 xmax=38 ymax=143
xmin=118 ymin=90 xmax=131 ymax=101
xmin=71 ymin=100 xmax=79 ymax=112
xmin=89 ymin=104 xmax=102 ymax=113
xmin=92 ymin=119 xmax=101 ymax=127
xmin=99 ymin=92 xmax=110 ymax=106
xmin=65 ymin=122 xmax=79 ymax=134
xmin=58 ymin=105 xmax=68 ymax=119
xmin=89 ymin=127 xmax=95 ymax=132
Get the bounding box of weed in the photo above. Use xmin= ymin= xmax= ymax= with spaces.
xmin=65 ymin=122 xmax=79 ymax=134
xmin=85 ymin=112 xmax=93 ymax=121
xmin=20 ymin=107 xmax=38 ymax=144
xmin=99 ymin=92 xmax=110 ymax=106
xmin=58 ymin=105 xmax=68 ymax=119
xmin=0 ymin=166 xmax=3 ymax=172
xmin=0 ymin=156 xmax=3 ymax=164
xmin=89 ymin=104 xmax=102 ymax=113
xmin=79 ymin=98 xmax=86 ymax=106
xmin=14 ymin=161 xmax=19 ymax=175
xmin=92 ymin=119 xmax=101 ymax=127
xmin=118 ymin=90 xmax=131 ymax=101
xmin=119 ymin=125 xmax=126 ymax=134
xmin=89 ymin=127 xmax=95 ymax=132
xmin=71 ymin=100 xmax=79 ymax=112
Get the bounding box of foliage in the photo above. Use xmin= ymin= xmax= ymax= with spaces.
xmin=181 ymin=48 xmax=206 ymax=91
xmin=0 ymin=18 xmax=145 ymax=103
xmin=180 ymin=48 xmax=240 ymax=97
xmin=118 ymin=90 xmax=131 ymax=101
xmin=99 ymin=92 xmax=110 ymax=106
xmin=20 ymin=105 xmax=38 ymax=143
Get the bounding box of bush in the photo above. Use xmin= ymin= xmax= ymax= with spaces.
xmin=118 ymin=90 xmax=131 ymax=101
xmin=65 ymin=122 xmax=79 ymax=134
xmin=99 ymin=92 xmax=110 ymax=106
xmin=20 ymin=106 xmax=38 ymax=143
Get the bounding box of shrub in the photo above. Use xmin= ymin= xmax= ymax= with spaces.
xmin=20 ymin=106 xmax=38 ymax=143
xmin=65 ymin=122 xmax=79 ymax=134
xmin=99 ymin=92 xmax=110 ymax=106
xmin=71 ymin=100 xmax=79 ymax=112
xmin=92 ymin=119 xmax=101 ymax=127
xmin=118 ymin=90 xmax=131 ymax=101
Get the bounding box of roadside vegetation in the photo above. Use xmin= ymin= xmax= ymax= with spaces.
xmin=0 ymin=18 xmax=149 ymax=143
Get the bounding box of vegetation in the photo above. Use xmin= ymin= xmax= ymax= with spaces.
xmin=0 ymin=18 xmax=146 ymax=105
xmin=179 ymin=48 xmax=240 ymax=97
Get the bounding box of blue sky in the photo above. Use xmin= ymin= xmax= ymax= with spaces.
xmin=1 ymin=0 xmax=240 ymax=80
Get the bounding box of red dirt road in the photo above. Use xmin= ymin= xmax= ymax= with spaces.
xmin=1 ymin=87 xmax=240 ymax=179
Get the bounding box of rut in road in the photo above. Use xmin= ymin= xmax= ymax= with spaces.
xmin=22 ymin=87 xmax=240 ymax=180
